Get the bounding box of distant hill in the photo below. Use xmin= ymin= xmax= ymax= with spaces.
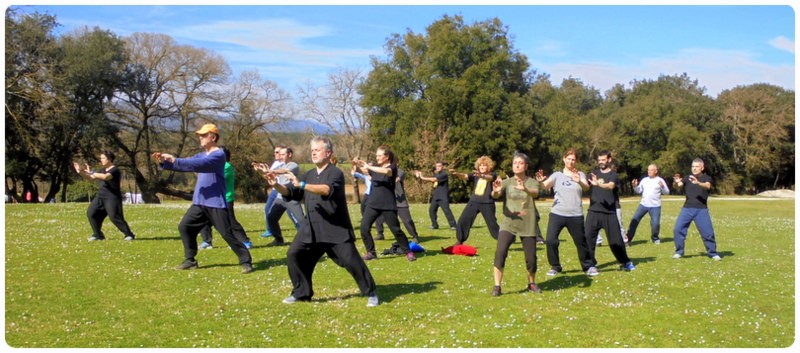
xmin=268 ymin=119 xmax=332 ymax=134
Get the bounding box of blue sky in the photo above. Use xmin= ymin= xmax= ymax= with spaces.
xmin=10 ymin=3 xmax=796 ymax=97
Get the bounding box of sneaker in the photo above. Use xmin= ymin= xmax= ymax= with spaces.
xmin=536 ymin=239 xmax=545 ymax=245
xmin=363 ymin=252 xmax=377 ymax=261
xmin=586 ymin=267 xmax=600 ymax=276
xmin=527 ymin=283 xmax=542 ymax=293
xmin=672 ymin=253 xmax=682 ymax=259
xmin=124 ymin=236 xmax=134 ymax=241
xmin=260 ymin=231 xmax=273 ymax=238
xmin=199 ymin=241 xmax=212 ymax=249
xmin=282 ymin=296 xmax=298 ymax=304
xmin=653 ymin=239 xmax=661 ymax=244
xmin=406 ymin=252 xmax=417 ymax=262
xmin=491 ymin=285 xmax=502 ymax=297
xmin=241 ymin=263 xmax=253 ymax=274
xmin=711 ymin=255 xmax=722 ymax=261
xmin=621 ymin=262 xmax=636 ymax=271
xmin=428 ymin=226 xmax=439 ymax=230
xmin=87 ymin=236 xmax=104 ymax=242
xmin=174 ymin=260 xmax=198 ymax=270
xmin=546 ymin=268 xmax=561 ymax=276
xmin=596 ymin=240 xmax=603 ymax=247
xmin=366 ymin=295 xmax=379 ymax=307
xmin=375 ymin=234 xmax=385 ymax=240
xmin=243 ymin=241 xmax=252 ymax=249
xmin=266 ymin=240 xmax=284 ymax=247
xmin=449 ymin=226 xmax=457 ymax=230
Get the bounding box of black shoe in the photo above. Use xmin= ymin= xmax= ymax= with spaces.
xmin=363 ymin=252 xmax=377 ymax=260
xmin=527 ymin=282 xmax=542 ymax=293
xmin=241 ymin=263 xmax=253 ymax=274
xmin=267 ymin=240 xmax=285 ymax=247
xmin=428 ymin=226 xmax=439 ymax=230
xmin=491 ymin=286 xmax=502 ymax=297
xmin=174 ymin=260 xmax=198 ymax=270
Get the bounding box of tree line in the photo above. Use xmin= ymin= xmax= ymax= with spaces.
xmin=5 ymin=11 xmax=794 ymax=204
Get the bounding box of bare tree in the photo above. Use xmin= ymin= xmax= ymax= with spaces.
xmin=298 ymin=67 xmax=372 ymax=201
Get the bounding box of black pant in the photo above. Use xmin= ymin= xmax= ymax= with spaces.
xmin=267 ymin=198 xmax=305 ymax=242
xmin=375 ymin=206 xmax=419 ymax=238
xmin=286 ymin=240 xmax=377 ymax=300
xmin=545 ymin=213 xmax=593 ymax=272
xmin=199 ymin=200 xmax=250 ymax=245
xmin=494 ymin=230 xmax=538 ymax=274
xmin=456 ymin=202 xmax=499 ymax=243
xmin=178 ymin=205 xmax=251 ymax=265
xmin=429 ymin=198 xmax=456 ymax=228
xmin=585 ymin=211 xmax=630 ymax=265
xmin=87 ymin=195 xmax=135 ymax=239
xmin=360 ymin=207 xmax=410 ymax=255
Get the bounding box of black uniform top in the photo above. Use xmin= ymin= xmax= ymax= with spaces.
xmin=432 ymin=170 xmax=450 ymax=201
xmin=588 ymin=168 xmax=619 ymax=214
xmin=468 ymin=172 xmax=497 ymax=204
xmin=97 ymin=166 xmax=123 ymax=199
xmin=365 ymin=164 xmax=398 ymax=211
xmin=682 ymin=174 xmax=712 ymax=209
xmin=395 ymin=168 xmax=409 ymax=208
xmin=285 ymin=164 xmax=355 ymax=244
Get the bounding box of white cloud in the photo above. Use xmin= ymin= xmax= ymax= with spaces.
xmin=768 ymin=36 xmax=795 ymax=54
xmin=531 ymin=48 xmax=794 ymax=97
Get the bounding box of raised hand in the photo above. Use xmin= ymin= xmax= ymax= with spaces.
xmin=688 ymin=175 xmax=698 ymax=184
xmin=673 ymin=173 xmax=682 ymax=183
xmin=492 ymin=176 xmax=503 ymax=193
xmin=72 ymin=162 xmax=82 ymax=174
xmin=535 ymin=169 xmax=547 ymax=182
xmin=588 ymin=173 xmax=599 ymax=186
xmin=632 ymin=178 xmax=639 ymax=187
xmin=514 ymin=176 xmax=526 ymax=190
xmin=570 ymin=168 xmax=581 ymax=183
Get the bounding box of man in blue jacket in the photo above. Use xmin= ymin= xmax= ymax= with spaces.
xmin=152 ymin=123 xmax=253 ymax=274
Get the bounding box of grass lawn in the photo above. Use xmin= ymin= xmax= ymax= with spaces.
xmin=3 ymin=196 xmax=795 ymax=348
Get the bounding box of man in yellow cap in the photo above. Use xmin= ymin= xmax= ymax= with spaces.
xmin=152 ymin=123 xmax=254 ymax=273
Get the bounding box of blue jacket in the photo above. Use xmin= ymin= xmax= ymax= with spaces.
xmin=160 ymin=149 xmax=227 ymax=209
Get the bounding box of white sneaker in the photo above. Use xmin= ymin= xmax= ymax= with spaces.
xmin=124 ymin=236 xmax=134 ymax=241
xmin=366 ymin=295 xmax=379 ymax=307
xmin=672 ymin=253 xmax=682 ymax=259
xmin=586 ymin=267 xmax=600 ymax=276
xmin=282 ymin=296 xmax=298 ymax=304
xmin=711 ymin=255 xmax=722 ymax=261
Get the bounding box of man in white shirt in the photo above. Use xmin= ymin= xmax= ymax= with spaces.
xmin=627 ymin=164 xmax=670 ymax=244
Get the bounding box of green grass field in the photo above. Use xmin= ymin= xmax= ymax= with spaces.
xmin=3 ymin=196 xmax=795 ymax=348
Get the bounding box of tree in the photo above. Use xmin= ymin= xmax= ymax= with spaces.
xmin=717 ymin=84 xmax=795 ymax=191
xmin=298 ymin=67 xmax=372 ymax=202
xmin=359 ymin=15 xmax=535 ymax=200
xmin=106 ymin=32 xmax=230 ymax=202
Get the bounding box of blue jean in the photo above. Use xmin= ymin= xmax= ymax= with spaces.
xmin=673 ymin=207 xmax=718 ymax=256
xmin=264 ymin=189 xmax=278 ymax=232
xmin=627 ymin=204 xmax=662 ymax=242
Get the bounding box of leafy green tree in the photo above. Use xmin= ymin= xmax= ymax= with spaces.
xmin=360 ymin=15 xmax=535 ymax=201
xmin=717 ymin=84 xmax=794 ymax=191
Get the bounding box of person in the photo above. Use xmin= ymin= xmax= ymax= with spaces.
xmin=261 ymin=145 xmax=286 ymax=238
xmin=351 ymin=162 xmax=382 ymax=239
xmin=262 ymin=137 xmax=379 ymax=307
xmin=672 ymin=158 xmax=721 ymax=261
xmin=375 ymin=167 xmax=420 ymax=243
xmin=355 ymin=146 xmax=416 ymax=261
xmin=152 ymin=123 xmax=253 ymax=274
xmin=595 ymin=162 xmax=628 ymax=248
xmin=198 ymin=147 xmax=252 ymax=249
xmin=73 ymin=151 xmax=136 ymax=242
xmin=416 ymin=161 xmax=457 ymax=230
xmin=264 ymin=146 xmax=305 ymax=246
xmin=536 ymin=149 xmax=594 ymax=276
xmin=584 ymin=151 xmax=635 ymax=273
xmin=490 ymin=152 xmax=542 ymax=296
xmin=450 ymin=156 xmax=500 ymax=245
xmin=627 ymin=163 xmax=670 ymax=244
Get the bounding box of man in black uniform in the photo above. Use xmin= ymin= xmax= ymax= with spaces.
xmin=584 ymin=151 xmax=635 ymax=275
xmin=416 ymin=161 xmax=457 ymax=230
xmin=264 ymin=137 xmax=379 ymax=307
xmin=73 ymin=151 xmax=137 ymax=242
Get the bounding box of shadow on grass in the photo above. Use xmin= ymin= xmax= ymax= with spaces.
xmin=680 ymin=251 xmax=735 ymax=259
xmin=133 ymin=236 xmax=181 ymax=241
xmin=200 ymin=257 xmax=287 ymax=272
xmin=537 ymin=273 xmax=593 ymax=291
xmin=595 ymin=256 xmax=657 ymax=271
xmin=312 ymin=281 xmax=443 ymax=304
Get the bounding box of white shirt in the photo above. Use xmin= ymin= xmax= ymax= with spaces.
xmin=635 ymin=176 xmax=670 ymax=207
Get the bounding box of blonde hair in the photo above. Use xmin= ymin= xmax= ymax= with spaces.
xmin=474 ymin=156 xmax=495 ymax=171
